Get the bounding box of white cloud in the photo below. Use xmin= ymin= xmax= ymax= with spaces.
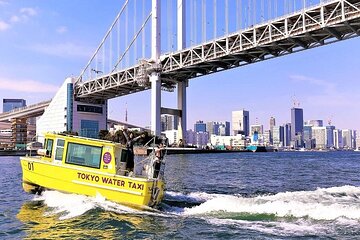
xmin=0 ymin=1 xmax=8 ymax=6
xmin=56 ymin=26 xmax=68 ymax=34
xmin=0 ymin=7 xmax=38 ymax=31
xmin=289 ymin=75 xmax=360 ymax=108
xmin=20 ymin=7 xmax=37 ymax=17
xmin=0 ymin=20 xmax=10 ymax=31
xmin=9 ymin=15 xmax=20 ymax=23
xmin=0 ymin=78 xmax=59 ymax=93
xmin=29 ymin=42 xmax=93 ymax=59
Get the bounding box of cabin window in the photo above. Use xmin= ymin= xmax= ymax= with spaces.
xmin=45 ymin=139 xmax=54 ymax=157
xmin=55 ymin=139 xmax=65 ymax=161
xmin=65 ymin=143 xmax=102 ymax=169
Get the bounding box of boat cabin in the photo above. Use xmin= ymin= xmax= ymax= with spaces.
xmin=38 ymin=133 xmax=160 ymax=179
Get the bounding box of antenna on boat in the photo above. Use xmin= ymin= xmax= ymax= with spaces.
xmin=125 ymin=102 xmax=128 ymax=122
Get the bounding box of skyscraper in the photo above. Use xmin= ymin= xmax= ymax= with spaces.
xmin=269 ymin=116 xmax=276 ymax=144
xmin=161 ymin=114 xmax=178 ymax=131
xmin=232 ymin=110 xmax=249 ymax=136
xmin=326 ymin=125 xmax=335 ymax=148
xmin=303 ymin=125 xmax=313 ymax=149
xmin=3 ymin=99 xmax=26 ymax=113
xmin=272 ymin=126 xmax=284 ymax=147
xmin=269 ymin=117 xmax=276 ymax=130
xmin=194 ymin=120 xmax=206 ymax=132
xmin=283 ymin=123 xmax=291 ymax=147
xmin=342 ymin=129 xmax=353 ymax=149
xmin=333 ymin=129 xmax=343 ymax=149
xmin=312 ymin=127 xmax=327 ymax=149
xmin=291 ymin=107 xmax=304 ymax=146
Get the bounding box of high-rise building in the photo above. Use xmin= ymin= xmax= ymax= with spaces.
xmin=161 ymin=114 xmax=178 ymax=131
xmin=269 ymin=117 xmax=276 ymax=144
xmin=333 ymin=129 xmax=343 ymax=149
xmin=342 ymin=129 xmax=353 ymax=149
xmin=283 ymin=123 xmax=291 ymax=147
xmin=291 ymin=107 xmax=304 ymax=146
xmin=11 ymin=118 xmax=27 ymax=149
xmin=218 ymin=121 xmax=230 ymax=136
xmin=207 ymin=121 xmax=230 ymax=136
xmin=269 ymin=117 xmax=276 ymax=130
xmin=303 ymin=125 xmax=313 ymax=149
xmin=272 ymin=126 xmax=284 ymax=147
xmin=232 ymin=110 xmax=249 ymax=136
xmin=194 ymin=120 xmax=206 ymax=132
xmin=306 ymin=120 xmax=323 ymax=127
xmin=326 ymin=125 xmax=335 ymax=148
xmin=3 ymin=99 xmax=26 ymax=112
xmin=312 ymin=127 xmax=326 ymax=149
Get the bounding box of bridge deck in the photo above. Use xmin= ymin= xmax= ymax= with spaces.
xmin=75 ymin=0 xmax=360 ymax=101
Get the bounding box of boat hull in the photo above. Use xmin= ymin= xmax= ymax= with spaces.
xmin=20 ymin=157 xmax=165 ymax=208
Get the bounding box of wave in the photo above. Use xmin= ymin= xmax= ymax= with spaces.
xmin=32 ymin=191 xmax=167 ymax=220
xmin=31 ymin=185 xmax=360 ymax=223
xmin=179 ymin=185 xmax=360 ymax=221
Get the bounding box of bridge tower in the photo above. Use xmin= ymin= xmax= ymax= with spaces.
xmin=151 ymin=0 xmax=187 ymax=140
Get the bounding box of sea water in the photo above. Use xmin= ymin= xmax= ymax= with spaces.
xmin=1 ymin=151 xmax=360 ymax=239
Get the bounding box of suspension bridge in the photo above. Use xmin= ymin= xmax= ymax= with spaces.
xmin=1 ymin=0 xmax=360 ymax=138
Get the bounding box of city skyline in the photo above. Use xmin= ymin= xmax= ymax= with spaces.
xmin=0 ymin=1 xmax=359 ymax=131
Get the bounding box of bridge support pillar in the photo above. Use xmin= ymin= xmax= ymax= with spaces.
xmin=150 ymin=72 xmax=161 ymax=136
xmin=177 ymin=80 xmax=187 ymax=142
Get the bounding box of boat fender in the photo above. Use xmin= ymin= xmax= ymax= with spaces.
xmin=37 ymin=149 xmax=49 ymax=156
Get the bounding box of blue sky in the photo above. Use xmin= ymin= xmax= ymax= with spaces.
xmin=0 ymin=0 xmax=359 ymax=131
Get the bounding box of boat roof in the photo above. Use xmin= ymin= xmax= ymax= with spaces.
xmin=45 ymin=132 xmax=125 ymax=147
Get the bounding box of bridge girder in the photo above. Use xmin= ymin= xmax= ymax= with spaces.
xmin=74 ymin=0 xmax=360 ymax=100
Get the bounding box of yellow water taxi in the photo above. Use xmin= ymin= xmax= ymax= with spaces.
xmin=20 ymin=133 xmax=165 ymax=208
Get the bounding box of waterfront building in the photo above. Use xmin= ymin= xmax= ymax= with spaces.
xmin=219 ymin=121 xmax=230 ymax=136
xmin=210 ymin=134 xmax=246 ymax=149
xmin=3 ymin=99 xmax=26 ymax=113
xmin=333 ymin=129 xmax=343 ymax=149
xmin=272 ymin=126 xmax=284 ymax=147
xmin=312 ymin=127 xmax=326 ymax=149
xmin=263 ymin=130 xmax=271 ymax=146
xmin=232 ymin=110 xmax=249 ymax=136
xmin=269 ymin=117 xmax=276 ymax=144
xmin=356 ymin=136 xmax=360 ymax=150
xmin=326 ymin=125 xmax=335 ymax=148
xmin=207 ymin=121 xmax=230 ymax=136
xmin=306 ymin=120 xmax=323 ymax=127
xmin=283 ymin=123 xmax=291 ymax=147
xmin=163 ymin=129 xmax=179 ymax=146
xmin=250 ymin=125 xmax=263 ymax=136
xmin=303 ymin=125 xmax=313 ymax=149
xmin=37 ymin=78 xmax=107 ymax=142
xmin=342 ymin=129 xmax=353 ymax=149
xmin=186 ymin=130 xmax=209 ymax=147
xmin=291 ymin=107 xmax=303 ymax=146
xmin=0 ymin=121 xmax=12 ymax=149
xmin=161 ymin=114 xmax=178 ymax=131
xmin=194 ymin=120 xmax=206 ymax=133
xmin=11 ymin=118 xmax=27 ymax=149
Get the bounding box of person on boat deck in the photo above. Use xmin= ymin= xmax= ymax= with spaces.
xmin=153 ymin=143 xmax=164 ymax=178
xmin=124 ymin=131 xmax=145 ymax=173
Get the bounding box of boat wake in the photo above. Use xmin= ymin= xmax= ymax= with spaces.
xmin=174 ymin=185 xmax=360 ymax=220
xmin=164 ymin=185 xmax=360 ymax=236
xmin=30 ymin=185 xmax=360 ymax=236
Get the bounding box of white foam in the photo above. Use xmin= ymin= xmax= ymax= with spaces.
xmin=206 ymin=218 xmax=328 ymax=236
xmin=34 ymin=190 xmax=169 ymax=220
xmin=165 ymin=191 xmax=221 ymax=202
xmin=182 ymin=185 xmax=360 ymax=221
xmin=39 ymin=191 xmax=96 ymax=220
